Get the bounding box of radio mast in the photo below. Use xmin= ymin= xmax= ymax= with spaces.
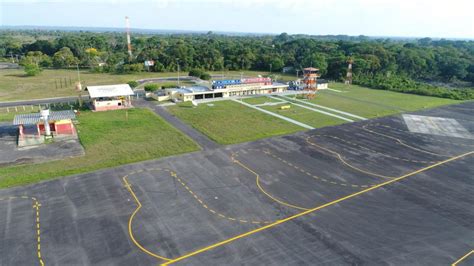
xmin=125 ymin=16 xmax=133 ymax=59
xmin=345 ymin=57 xmax=353 ymax=85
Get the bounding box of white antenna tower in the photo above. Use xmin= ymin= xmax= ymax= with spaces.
xmin=125 ymin=16 xmax=133 ymax=59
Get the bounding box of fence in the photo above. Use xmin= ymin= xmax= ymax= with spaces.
xmin=0 ymin=100 xmax=90 ymax=115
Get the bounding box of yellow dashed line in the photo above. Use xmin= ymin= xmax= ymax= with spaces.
xmin=363 ymin=124 xmax=457 ymax=156
xmin=261 ymin=149 xmax=376 ymax=188
xmin=0 ymin=196 xmax=45 ymax=266
xmin=162 ymin=151 xmax=473 ymax=265
xmin=306 ymin=136 xmax=395 ymax=179
xmin=373 ymin=123 xmax=474 ymax=148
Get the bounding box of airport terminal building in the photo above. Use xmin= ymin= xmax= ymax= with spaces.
xmin=153 ymin=77 xmax=288 ymax=102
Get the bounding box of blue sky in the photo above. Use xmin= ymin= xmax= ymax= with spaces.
xmin=1 ymin=0 xmax=473 ymax=38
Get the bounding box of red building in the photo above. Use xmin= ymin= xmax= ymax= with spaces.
xmin=13 ymin=110 xmax=77 ymax=146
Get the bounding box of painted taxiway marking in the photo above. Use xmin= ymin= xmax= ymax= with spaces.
xmin=0 ymin=196 xmax=44 ymax=266
xmin=161 ymin=151 xmax=473 ymax=265
xmin=362 ymin=124 xmax=451 ymax=157
xmin=366 ymin=123 xmax=474 ymax=149
xmin=305 ymin=136 xmax=396 ymax=179
xmin=259 ymin=149 xmax=378 ymax=188
xmin=317 ymin=133 xmax=437 ymax=163
xmin=452 ymin=249 xmax=474 ymax=266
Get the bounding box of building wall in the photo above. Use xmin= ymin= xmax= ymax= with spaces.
xmin=317 ymin=83 xmax=328 ymax=89
xmin=93 ymin=99 xmax=127 ymax=111
xmin=167 ymin=84 xmax=288 ymax=102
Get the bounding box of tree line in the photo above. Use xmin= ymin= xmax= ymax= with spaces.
xmin=1 ymin=30 xmax=473 ymax=99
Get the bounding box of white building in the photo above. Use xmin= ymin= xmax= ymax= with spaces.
xmin=85 ymin=84 xmax=134 ymax=111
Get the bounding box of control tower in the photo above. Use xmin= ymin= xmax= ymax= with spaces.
xmin=303 ymin=67 xmax=320 ymax=99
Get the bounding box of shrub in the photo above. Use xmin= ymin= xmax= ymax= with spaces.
xmin=354 ymin=74 xmax=474 ymax=100
xmin=200 ymin=73 xmax=211 ymax=80
xmin=127 ymin=80 xmax=139 ymax=88
xmin=23 ymin=64 xmax=42 ymax=76
xmin=162 ymin=84 xmax=178 ymax=89
xmin=144 ymin=83 xmax=160 ymax=92
xmin=189 ymin=68 xmax=204 ymax=77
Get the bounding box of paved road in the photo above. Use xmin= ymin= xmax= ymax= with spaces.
xmin=134 ymin=100 xmax=220 ymax=150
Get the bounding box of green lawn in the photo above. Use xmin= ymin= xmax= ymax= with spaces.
xmin=241 ymin=96 xmax=285 ymax=105
xmin=319 ymin=83 xmax=460 ymax=116
xmin=0 ymin=105 xmax=44 ymax=122
xmin=261 ymin=103 xmax=346 ymax=128
xmin=0 ymin=69 xmax=186 ymax=101
xmin=0 ymin=108 xmax=199 ymax=188
xmin=0 ymin=69 xmax=293 ymax=101
xmin=167 ymin=100 xmax=303 ymax=144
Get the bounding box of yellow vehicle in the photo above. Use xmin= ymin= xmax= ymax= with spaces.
xmin=280 ymin=105 xmax=291 ymax=110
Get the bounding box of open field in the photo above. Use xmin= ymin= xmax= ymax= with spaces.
xmin=241 ymin=96 xmax=285 ymax=105
xmin=261 ymin=103 xmax=347 ymax=128
xmin=167 ymin=100 xmax=303 ymax=144
xmin=0 ymin=69 xmax=182 ymax=101
xmin=318 ymin=83 xmax=460 ymax=116
xmin=0 ymin=106 xmax=41 ymax=122
xmin=0 ymin=102 xmax=472 ymax=265
xmin=0 ymin=108 xmax=199 ymax=188
xmin=0 ymin=69 xmax=292 ymax=101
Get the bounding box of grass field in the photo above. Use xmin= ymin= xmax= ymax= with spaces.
xmin=0 ymin=106 xmax=41 ymax=122
xmin=167 ymin=100 xmax=303 ymax=144
xmin=261 ymin=103 xmax=346 ymax=128
xmin=0 ymin=69 xmax=292 ymax=101
xmin=0 ymin=108 xmax=199 ymax=188
xmin=0 ymin=69 xmax=181 ymax=101
xmin=317 ymin=83 xmax=459 ymax=116
xmin=241 ymin=96 xmax=285 ymax=105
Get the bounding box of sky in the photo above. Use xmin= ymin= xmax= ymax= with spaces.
xmin=1 ymin=0 xmax=473 ymax=38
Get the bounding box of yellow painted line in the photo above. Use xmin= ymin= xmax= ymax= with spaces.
xmin=122 ymin=176 xmax=171 ymax=262
xmin=452 ymin=250 xmax=474 ymax=266
xmin=362 ymin=124 xmax=449 ymax=157
xmin=264 ymin=147 xmax=367 ymax=188
xmin=0 ymin=196 xmax=45 ymax=265
xmin=161 ymin=151 xmax=473 ymax=265
xmin=232 ymin=154 xmax=309 ymax=211
xmin=376 ymin=123 xmax=474 ymax=148
xmin=323 ymin=133 xmax=436 ymax=164
xmin=306 ymin=136 xmax=395 ymax=179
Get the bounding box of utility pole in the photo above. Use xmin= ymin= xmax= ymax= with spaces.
xmin=176 ymin=59 xmax=180 ymax=86
xmin=76 ymin=64 xmax=83 ymax=107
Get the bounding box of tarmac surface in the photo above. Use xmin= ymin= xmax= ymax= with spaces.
xmin=0 ymin=101 xmax=473 ymax=265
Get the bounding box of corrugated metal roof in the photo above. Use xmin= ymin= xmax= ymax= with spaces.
xmin=85 ymin=84 xmax=134 ymax=98
xmin=13 ymin=110 xmax=76 ymax=125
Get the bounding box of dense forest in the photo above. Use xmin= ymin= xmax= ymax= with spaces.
xmin=1 ymin=30 xmax=473 ymax=99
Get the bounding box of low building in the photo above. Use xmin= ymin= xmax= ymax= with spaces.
xmin=317 ymin=79 xmax=329 ymax=90
xmin=85 ymin=84 xmax=134 ymax=111
xmin=289 ymin=79 xmax=329 ymax=90
xmin=13 ymin=110 xmax=77 ymax=147
xmin=158 ymin=78 xmax=288 ymax=102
